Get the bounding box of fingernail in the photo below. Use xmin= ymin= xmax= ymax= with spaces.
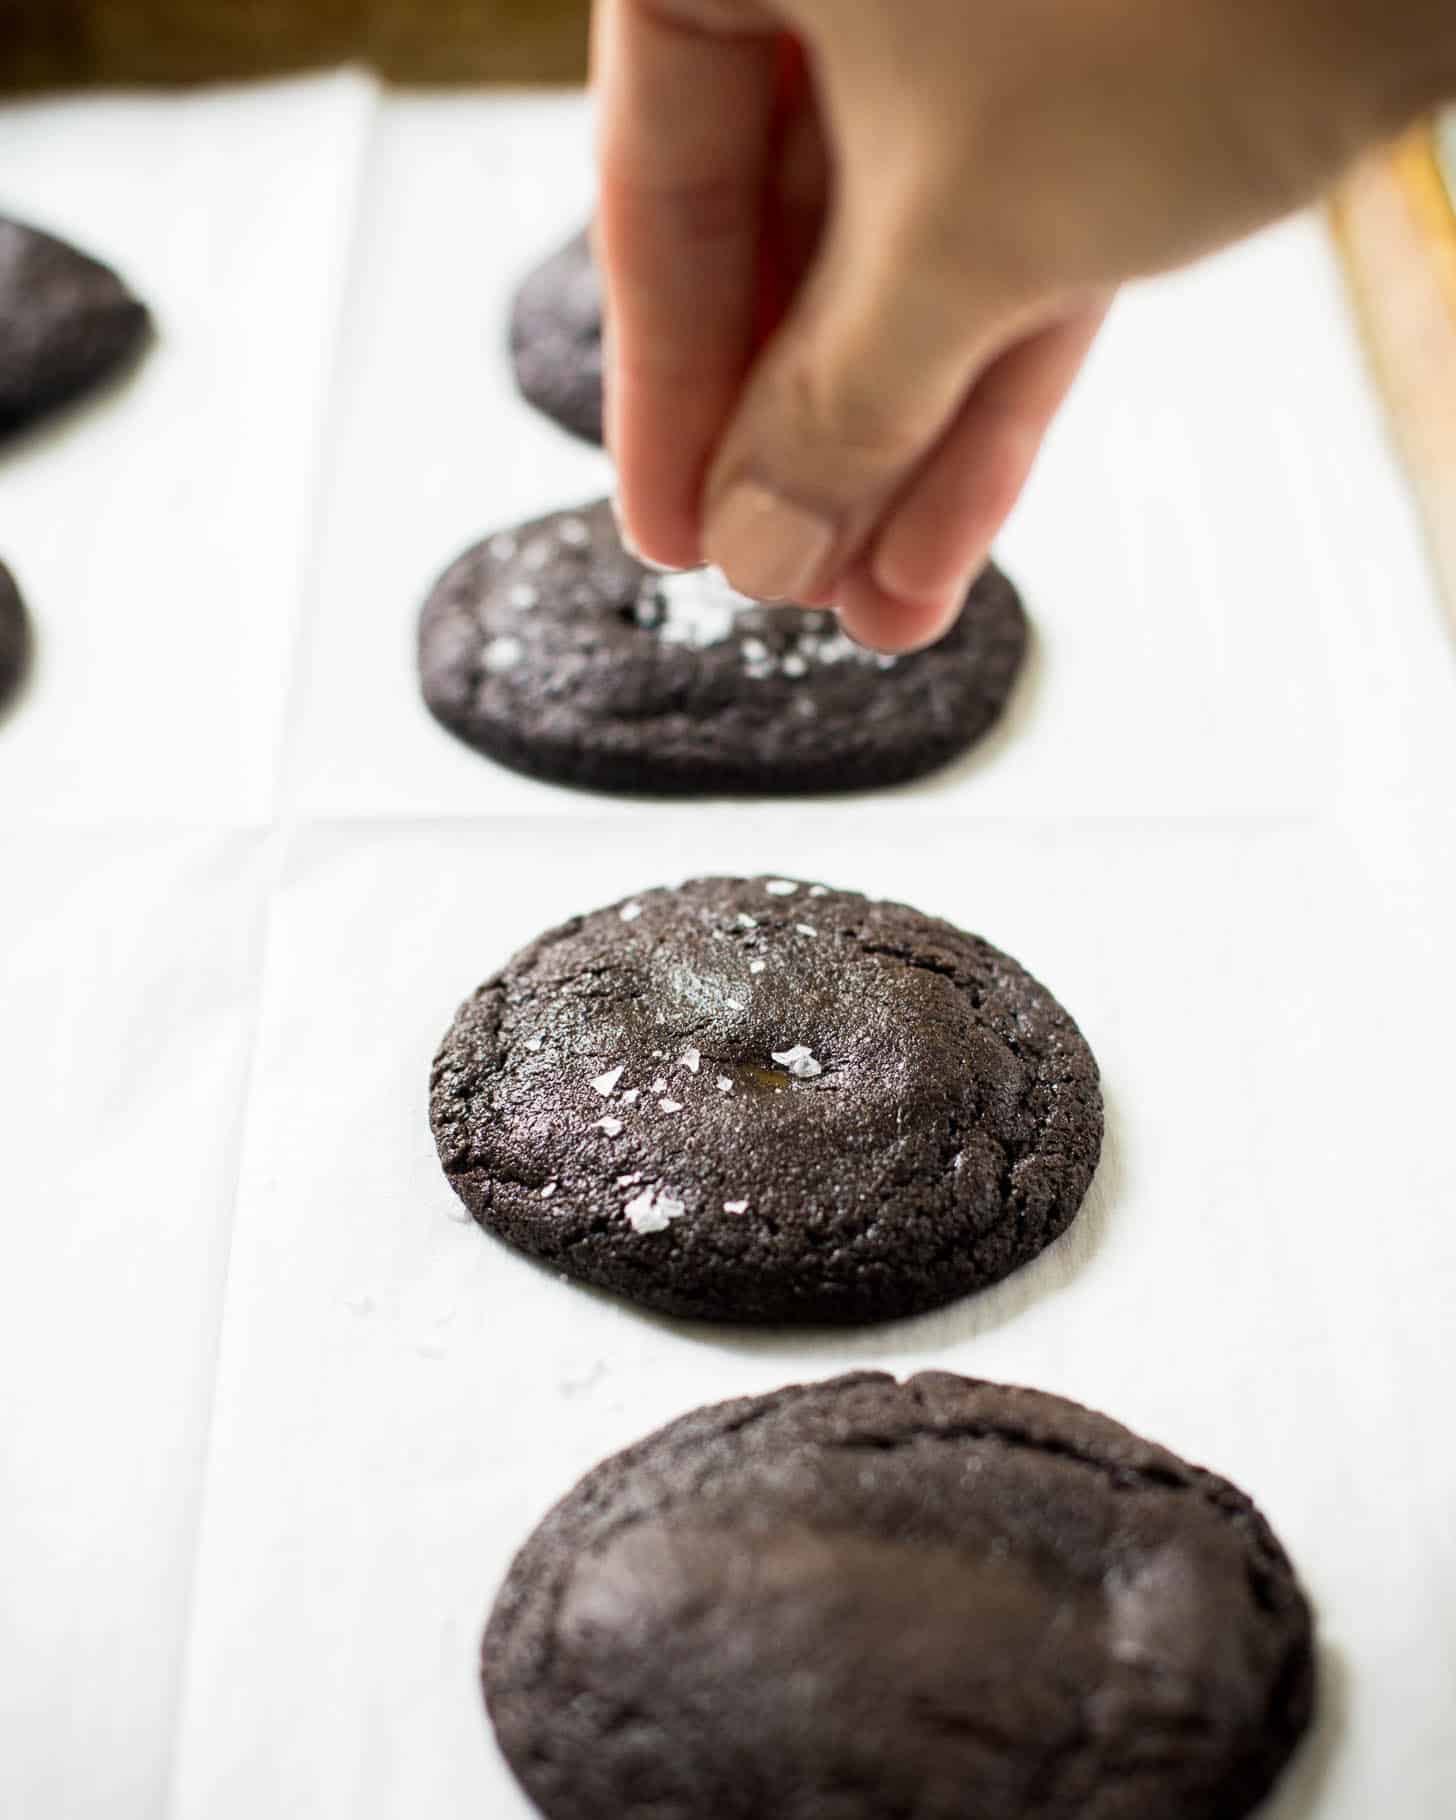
xmin=609 ymin=493 xmax=674 ymax=572
xmin=704 ymin=480 xmax=836 ymax=603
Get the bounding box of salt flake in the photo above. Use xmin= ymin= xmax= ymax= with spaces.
xmin=796 ymin=924 xmax=817 ymax=938
xmin=750 ymin=960 xmax=766 ymax=974
xmin=596 ymin=1117 xmax=624 ymax=1137
xmin=658 ymin=1099 xmax=684 ymax=1114
xmin=723 ymin=1200 xmax=749 ymax=1215
xmin=680 ymin=1047 xmax=702 ymax=1074
xmin=591 ymin=1066 xmax=624 ymax=1098
xmin=483 ymin=635 xmax=523 ymax=674
xmin=619 ymin=901 xmax=643 ymax=922
xmin=764 ymin=879 xmax=799 ymax=896
xmin=716 ymin=1076 xmax=734 ymax=1093
xmin=625 ymin=1186 xmax=688 ymax=1235
xmin=508 ymin=583 xmax=539 ymax=611
xmin=540 ymin=1182 xmax=557 ymax=1199
xmin=771 ymin=1044 xmax=824 ymax=1080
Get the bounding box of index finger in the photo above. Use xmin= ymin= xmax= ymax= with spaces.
xmin=595 ymin=0 xmax=780 ymax=568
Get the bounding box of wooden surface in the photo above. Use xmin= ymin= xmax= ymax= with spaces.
xmin=1333 ymin=124 xmax=1456 ymax=618
xmin=0 ymin=0 xmax=592 ymax=87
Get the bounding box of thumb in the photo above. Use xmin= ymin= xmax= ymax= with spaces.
xmin=699 ymin=201 xmax=1009 ymax=608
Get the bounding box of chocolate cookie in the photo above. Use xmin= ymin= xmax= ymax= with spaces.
xmin=0 ymin=561 xmax=30 ymax=709
xmin=0 ymin=217 xmax=151 ymax=435
xmin=484 ymin=1371 xmax=1316 ymax=1820
xmin=418 ymin=501 xmax=1028 ymax=796
xmin=508 ymin=228 xmax=604 ymax=444
xmin=430 ymin=877 xmax=1100 ymax=1324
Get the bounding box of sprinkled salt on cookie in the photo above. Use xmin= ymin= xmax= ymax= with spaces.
xmin=624 ymin=1187 xmax=687 ymax=1235
xmin=431 ymin=876 xmax=1101 ymax=1325
xmin=420 ymin=498 xmax=1028 ymax=796
xmin=482 ymin=636 xmax=523 ymax=674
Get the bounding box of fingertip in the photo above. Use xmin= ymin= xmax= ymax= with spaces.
xmin=833 ymin=563 xmax=969 ymax=656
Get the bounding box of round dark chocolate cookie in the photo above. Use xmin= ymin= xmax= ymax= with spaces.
xmin=0 ymin=217 xmax=151 ymax=435
xmin=418 ymin=501 xmax=1028 ymax=796
xmin=508 ymin=228 xmax=604 ymax=444
xmin=0 ymin=561 xmax=31 ymax=709
xmin=430 ymin=877 xmax=1100 ymax=1324
xmin=484 ymin=1371 xmax=1316 ymax=1820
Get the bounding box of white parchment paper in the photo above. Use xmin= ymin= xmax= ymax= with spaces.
xmin=2 ymin=74 xmax=1454 ymax=1820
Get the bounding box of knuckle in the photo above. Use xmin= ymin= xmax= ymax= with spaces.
xmin=782 ymin=359 xmax=930 ymax=472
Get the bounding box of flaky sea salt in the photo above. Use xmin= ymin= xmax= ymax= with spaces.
xmin=619 ymin=901 xmax=643 ymax=922
xmin=808 ymin=885 xmax=830 ymax=897
xmin=750 ymin=960 xmax=766 ymax=974
xmin=596 ymin=1117 xmax=624 ymax=1137
xmin=482 ymin=635 xmax=524 ymax=674
xmin=772 ymin=1044 xmax=824 ymax=1080
xmin=540 ymin=1182 xmax=557 ymax=1199
xmin=651 ymin=1078 xmax=667 ymax=1094
xmin=625 ymin=1186 xmax=688 ymax=1235
xmin=507 ymin=583 xmax=538 ymax=612
xmin=736 ymin=913 xmax=759 ymax=930
xmin=618 ymin=1172 xmax=643 ymax=1187
xmin=723 ymin=1200 xmax=749 ymax=1215
xmin=658 ymin=1099 xmax=684 ymax=1114
xmin=525 ymin=1034 xmax=543 ymax=1051
xmin=725 ymin=996 xmax=746 ymax=1011
xmin=620 ymin=1088 xmax=640 ymax=1106
xmin=781 ymin=654 xmax=808 ymax=678
xmin=764 ymin=879 xmax=798 ymax=896
xmin=591 ymin=1066 xmax=624 ymax=1098
xmin=716 ymin=1076 xmax=733 ymax=1093
xmin=796 ymin=924 xmax=817 ymax=938
xmin=641 ymin=566 xmax=757 ymax=650
xmin=680 ymin=1047 xmax=701 ymax=1074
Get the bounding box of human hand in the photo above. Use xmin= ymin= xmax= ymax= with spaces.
xmin=596 ymin=0 xmax=1448 ymax=651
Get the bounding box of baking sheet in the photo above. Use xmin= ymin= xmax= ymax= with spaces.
xmin=3 ymin=73 xmax=1455 ymax=1820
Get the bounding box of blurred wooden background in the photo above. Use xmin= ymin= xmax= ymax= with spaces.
xmin=0 ymin=0 xmax=592 ymax=88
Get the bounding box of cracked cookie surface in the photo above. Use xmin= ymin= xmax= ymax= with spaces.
xmin=429 ymin=876 xmax=1100 ymax=1324
xmin=484 ymin=1371 xmax=1316 ymax=1820
xmin=508 ymin=227 xmax=604 ymax=444
xmin=417 ymin=501 xmax=1028 ymax=796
